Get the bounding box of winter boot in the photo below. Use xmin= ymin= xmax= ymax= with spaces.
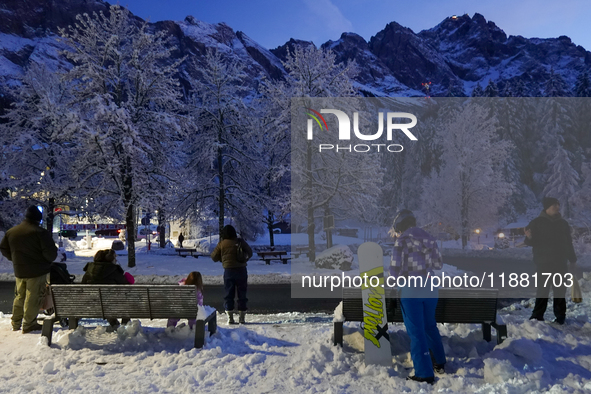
xmin=433 ymin=363 xmax=446 ymax=374
xmin=227 ymin=311 xmax=237 ymax=325
xmin=239 ymin=311 xmax=246 ymax=324
xmin=406 ymin=375 xmax=435 ymax=385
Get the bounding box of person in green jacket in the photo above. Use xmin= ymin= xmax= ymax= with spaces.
xmin=0 ymin=206 xmax=57 ymax=333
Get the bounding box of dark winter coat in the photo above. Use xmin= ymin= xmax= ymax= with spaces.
xmin=524 ymin=211 xmax=577 ymax=270
xmin=81 ymin=261 xmax=129 ymax=284
xmin=211 ymin=238 xmax=253 ymax=269
xmin=0 ymin=219 xmax=58 ymax=278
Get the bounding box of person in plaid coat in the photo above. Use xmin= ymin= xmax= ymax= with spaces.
xmin=390 ymin=209 xmax=446 ymax=384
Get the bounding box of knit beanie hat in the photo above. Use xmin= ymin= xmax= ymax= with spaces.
xmin=393 ymin=209 xmax=416 ymax=233
xmin=25 ymin=205 xmax=42 ymax=222
xmin=542 ymin=197 xmax=559 ymax=211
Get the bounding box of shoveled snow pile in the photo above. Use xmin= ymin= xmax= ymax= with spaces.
xmin=2 ymin=283 xmax=591 ymax=393
xmin=314 ymin=244 xmax=355 ymax=271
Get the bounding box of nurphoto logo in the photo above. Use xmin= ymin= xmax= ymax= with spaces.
xmin=305 ymin=108 xmax=418 ymax=153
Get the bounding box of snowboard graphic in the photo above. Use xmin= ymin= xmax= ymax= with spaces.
xmin=358 ymin=242 xmax=392 ymax=366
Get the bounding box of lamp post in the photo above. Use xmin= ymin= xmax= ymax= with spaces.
xmin=475 ymin=228 xmax=481 ymax=244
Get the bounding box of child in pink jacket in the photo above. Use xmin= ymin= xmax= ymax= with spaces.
xmin=167 ymin=271 xmax=203 ymax=329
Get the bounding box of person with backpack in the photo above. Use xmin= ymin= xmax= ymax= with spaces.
xmin=211 ymin=225 xmax=252 ymax=324
xmin=0 ymin=206 xmax=58 ymax=333
xmin=390 ymin=209 xmax=446 ymax=385
xmin=81 ymin=249 xmax=133 ymax=330
xmin=167 ymin=271 xmax=204 ymax=330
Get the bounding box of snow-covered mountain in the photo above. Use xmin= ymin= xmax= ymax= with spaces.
xmin=1 ymin=1 xmax=590 ymax=101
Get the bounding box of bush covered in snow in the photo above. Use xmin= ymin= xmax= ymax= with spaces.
xmin=314 ymin=245 xmax=354 ymax=270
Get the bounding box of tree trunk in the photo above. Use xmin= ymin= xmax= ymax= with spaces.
xmin=267 ymin=212 xmax=275 ymax=247
xmin=461 ymin=199 xmax=468 ymax=250
xmin=307 ymin=206 xmax=316 ymax=262
xmin=324 ymin=203 xmax=333 ymax=249
xmin=123 ymin=158 xmax=136 ymax=268
xmin=46 ymin=197 xmax=55 ymax=233
xmin=217 ymin=144 xmax=225 ymax=235
xmin=158 ymin=209 xmax=165 ymax=248
xmin=306 ymin=141 xmax=315 ymax=262
xmin=126 ymin=202 xmax=136 ymax=268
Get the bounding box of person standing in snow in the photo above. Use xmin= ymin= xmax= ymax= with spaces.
xmin=56 ymin=241 xmax=67 ymax=262
xmin=525 ymin=197 xmax=577 ymax=325
xmin=178 ymin=232 xmax=185 ymax=248
xmin=211 ymin=225 xmax=252 ymax=324
xmin=0 ymin=206 xmax=57 ymax=333
xmin=167 ymin=271 xmax=204 ymax=329
xmin=390 ymin=209 xmax=446 ymax=385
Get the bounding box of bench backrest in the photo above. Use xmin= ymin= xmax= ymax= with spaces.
xmin=50 ymin=285 xmax=199 ymax=319
xmin=342 ymin=287 xmax=499 ymax=324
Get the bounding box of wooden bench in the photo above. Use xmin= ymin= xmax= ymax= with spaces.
xmin=334 ymin=287 xmax=507 ymax=347
xmin=174 ymin=248 xmax=207 ymax=258
xmin=42 ymin=284 xmax=217 ymax=348
xmin=257 ymin=250 xmax=290 ymax=265
xmin=336 ymin=228 xmax=358 ymax=237
xmin=292 ymin=246 xmax=312 ymax=258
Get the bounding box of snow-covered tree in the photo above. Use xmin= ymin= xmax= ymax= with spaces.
xmin=544 ymin=67 xmax=568 ymax=97
xmin=380 ymin=102 xmax=443 ymax=221
xmin=0 ymin=63 xmax=79 ymax=231
xmin=571 ymin=162 xmax=591 ymax=221
xmin=500 ymin=82 xmax=513 ymax=97
xmin=59 ymin=5 xmax=185 ymax=267
xmin=511 ymin=79 xmax=528 ymax=97
xmin=421 ymin=103 xmax=513 ymax=248
xmin=574 ymin=70 xmax=591 ymax=97
xmin=483 ymin=80 xmax=498 ymax=97
xmin=268 ymin=45 xmax=382 ymax=260
xmin=542 ymin=138 xmax=579 ymax=218
xmin=184 ymin=49 xmax=260 ymax=237
xmin=471 ymin=82 xmax=484 ymax=97
xmin=247 ymin=92 xmax=291 ymax=247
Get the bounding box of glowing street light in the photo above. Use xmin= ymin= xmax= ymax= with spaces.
xmin=474 ymin=228 xmax=481 ymax=244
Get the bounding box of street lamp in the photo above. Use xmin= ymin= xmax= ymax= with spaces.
xmin=475 ymin=228 xmax=481 ymax=244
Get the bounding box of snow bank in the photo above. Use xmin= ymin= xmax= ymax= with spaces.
xmin=3 ymin=289 xmax=591 ymax=393
xmin=314 ymin=244 xmax=355 ymax=270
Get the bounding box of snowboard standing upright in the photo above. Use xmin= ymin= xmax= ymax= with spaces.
xmin=358 ymin=242 xmax=392 ymax=366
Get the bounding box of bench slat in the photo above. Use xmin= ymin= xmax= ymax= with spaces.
xmin=44 ymin=284 xmax=217 ymax=349
xmin=341 ymin=287 xmax=498 ymax=323
xmin=51 ymin=285 xmax=200 ymax=319
xmin=334 ymin=286 xmax=507 ymax=347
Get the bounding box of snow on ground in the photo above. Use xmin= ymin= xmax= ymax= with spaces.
xmin=1 ymin=275 xmax=591 ymax=392
xmin=2 ymin=232 xmax=591 ymax=391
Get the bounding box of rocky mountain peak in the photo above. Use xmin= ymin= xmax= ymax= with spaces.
xmin=1 ymin=2 xmax=590 ymax=99
xmin=368 ymin=19 xmax=456 ymax=93
xmin=270 ymin=38 xmax=316 ymax=62
xmin=0 ymin=0 xmax=109 ymax=38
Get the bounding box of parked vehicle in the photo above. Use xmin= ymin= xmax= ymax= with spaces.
xmin=95 ymin=229 xmax=120 ymax=237
xmin=58 ymin=230 xmax=77 ymax=239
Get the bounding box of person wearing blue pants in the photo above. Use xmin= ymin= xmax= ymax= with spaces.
xmin=390 ymin=209 xmax=446 ymax=385
xmin=399 ymin=286 xmax=446 ymax=382
xmin=211 ymin=225 xmax=252 ymax=324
